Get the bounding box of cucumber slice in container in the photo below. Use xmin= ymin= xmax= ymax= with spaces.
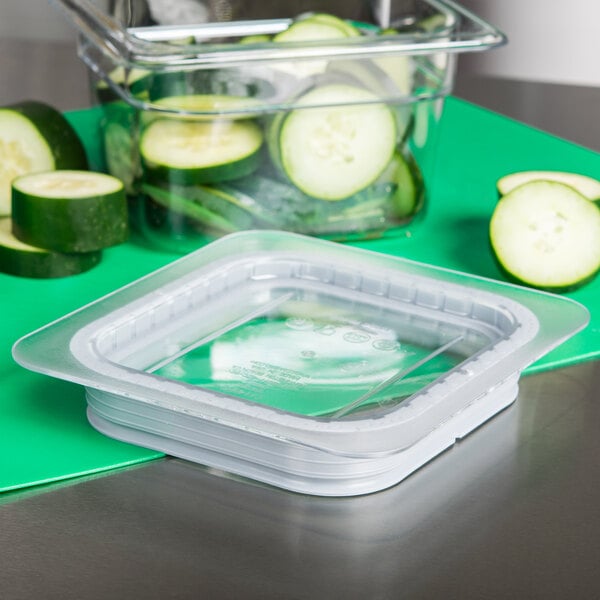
xmin=102 ymin=101 xmax=142 ymax=193
xmin=152 ymin=94 xmax=262 ymax=120
xmin=142 ymin=183 xmax=241 ymax=234
xmin=325 ymin=60 xmax=413 ymax=143
xmin=0 ymin=101 xmax=88 ymax=216
xmin=140 ymin=119 xmax=263 ymax=186
xmin=239 ymin=34 xmax=271 ymax=44
xmin=274 ymin=14 xmax=359 ymax=42
xmin=0 ymin=217 xmax=100 ymax=279
xmin=12 ymin=170 xmax=128 ymax=253
xmin=377 ymin=151 xmax=424 ymax=218
xmin=276 ymin=84 xmax=397 ymax=200
xmin=293 ymin=13 xmax=362 ymax=38
xmin=490 ymin=180 xmax=600 ymax=290
xmin=497 ymin=170 xmax=600 ymax=201
xmin=273 ymin=14 xmax=360 ymax=78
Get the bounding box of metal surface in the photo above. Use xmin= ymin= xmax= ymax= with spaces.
xmin=2 ymin=360 xmax=599 ymax=599
xmin=455 ymin=67 xmax=600 ymax=154
xmin=1 ymin=37 xmax=600 ymax=599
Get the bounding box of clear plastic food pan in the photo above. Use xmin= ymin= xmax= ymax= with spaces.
xmin=51 ymin=0 xmax=505 ymax=252
xmin=13 ymin=232 xmax=589 ymax=495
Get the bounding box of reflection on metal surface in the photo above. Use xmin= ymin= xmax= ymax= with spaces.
xmin=1 ymin=362 xmax=599 ymax=598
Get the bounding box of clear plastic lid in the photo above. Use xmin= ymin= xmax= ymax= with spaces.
xmin=13 ymin=231 xmax=589 ymax=457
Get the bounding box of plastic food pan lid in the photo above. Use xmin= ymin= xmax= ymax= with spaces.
xmin=13 ymin=231 xmax=588 ymax=457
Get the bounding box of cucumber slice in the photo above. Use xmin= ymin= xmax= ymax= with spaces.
xmin=277 ymin=84 xmax=397 ymax=200
xmin=226 ymin=173 xmax=392 ymax=235
xmin=104 ymin=120 xmax=140 ymax=192
xmin=273 ymin=14 xmax=360 ymax=78
xmin=153 ymin=94 xmax=263 ymax=120
xmin=0 ymin=217 xmax=100 ymax=278
xmin=222 ymin=174 xmax=318 ymax=228
xmin=294 ymin=13 xmax=362 ymax=38
xmin=0 ymin=101 xmax=88 ymax=216
xmin=140 ymin=119 xmax=263 ymax=186
xmin=12 ymin=170 xmax=128 ymax=253
xmin=490 ymin=180 xmax=600 ymax=290
xmin=142 ymin=183 xmax=240 ymax=234
xmin=142 ymin=69 xmax=277 ymax=112
xmin=102 ymin=101 xmax=142 ymax=193
xmin=274 ymin=16 xmax=356 ymax=43
xmin=370 ymin=27 xmax=414 ymax=96
xmin=239 ymin=34 xmax=271 ymax=44
xmin=497 ymin=171 xmax=600 ymax=201
xmin=378 ymin=151 xmax=424 ymax=218
xmin=96 ymin=66 xmax=151 ymax=103
xmin=325 ymin=59 xmax=413 ymax=143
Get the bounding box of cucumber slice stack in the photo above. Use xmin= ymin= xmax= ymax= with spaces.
xmin=0 ymin=101 xmax=88 ymax=216
xmin=0 ymin=217 xmax=101 ymax=279
xmin=490 ymin=175 xmax=600 ymax=291
xmin=0 ymin=170 xmax=128 ymax=279
xmin=0 ymin=100 xmax=130 ymax=279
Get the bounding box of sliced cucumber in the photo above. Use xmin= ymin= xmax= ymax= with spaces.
xmin=222 ymin=174 xmax=319 ymax=228
xmin=276 ymin=84 xmax=397 ymax=200
xmin=497 ymin=170 xmax=600 ymax=201
xmin=148 ymin=180 xmax=287 ymax=232
xmin=12 ymin=170 xmax=128 ymax=253
xmin=0 ymin=217 xmax=100 ymax=278
xmin=0 ymin=101 xmax=88 ymax=216
xmin=370 ymin=27 xmax=413 ymax=96
xmin=490 ymin=180 xmax=600 ymax=290
xmin=140 ymin=118 xmax=263 ymax=186
xmin=378 ymin=151 xmax=424 ymax=218
xmin=294 ymin=13 xmax=362 ymax=38
xmin=274 ymin=15 xmax=358 ymax=42
xmin=239 ymin=34 xmax=271 ymax=44
xmin=102 ymin=101 xmax=142 ymax=193
xmin=142 ymin=183 xmax=240 ymax=234
xmin=273 ymin=14 xmax=360 ymax=78
xmin=325 ymin=59 xmax=413 ymax=142
xmin=152 ymin=94 xmax=263 ymax=120
xmin=143 ymin=69 xmax=276 ymax=112
xmin=96 ymin=66 xmax=151 ymax=103
xmin=104 ymin=119 xmax=140 ymax=192
xmin=225 ymin=174 xmax=392 ymax=235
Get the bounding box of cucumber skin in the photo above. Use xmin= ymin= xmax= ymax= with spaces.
xmin=497 ymin=171 xmax=600 ymax=201
xmin=12 ymin=188 xmax=128 ymax=253
xmin=489 ymin=240 xmax=599 ymax=293
xmin=0 ymin=241 xmax=101 ymax=278
xmin=6 ymin=101 xmax=89 ymax=170
xmin=142 ymin=70 xmax=276 ymax=108
xmin=143 ymin=151 xmax=263 ymax=187
xmin=383 ymin=151 xmax=425 ymax=219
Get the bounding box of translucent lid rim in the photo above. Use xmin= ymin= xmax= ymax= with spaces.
xmin=52 ymin=0 xmax=506 ymax=70
xmin=12 ymin=231 xmax=589 ymax=457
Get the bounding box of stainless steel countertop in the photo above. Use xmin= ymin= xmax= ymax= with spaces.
xmin=1 ymin=37 xmax=599 ymax=600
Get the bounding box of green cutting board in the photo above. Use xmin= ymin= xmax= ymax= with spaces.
xmin=1 ymin=97 xmax=599 ymax=494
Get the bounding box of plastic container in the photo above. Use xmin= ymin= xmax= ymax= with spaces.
xmin=51 ymin=0 xmax=505 ymax=253
xmin=13 ymin=231 xmax=589 ymax=496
